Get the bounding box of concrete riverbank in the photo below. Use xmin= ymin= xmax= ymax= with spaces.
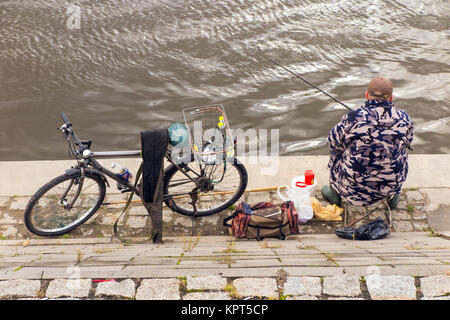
xmin=0 ymin=155 xmax=449 ymax=239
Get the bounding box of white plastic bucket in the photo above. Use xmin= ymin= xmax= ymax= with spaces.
xmin=291 ymin=175 xmax=317 ymax=197
xmin=277 ymin=185 xmax=314 ymax=220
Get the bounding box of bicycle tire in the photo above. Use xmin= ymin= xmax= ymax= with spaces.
xmin=163 ymin=157 xmax=248 ymax=217
xmin=24 ymin=171 xmax=106 ymax=236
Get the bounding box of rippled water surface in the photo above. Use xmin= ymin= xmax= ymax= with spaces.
xmin=1 ymin=0 xmax=449 ymax=160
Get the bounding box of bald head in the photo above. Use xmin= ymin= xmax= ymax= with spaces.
xmin=367 ymin=77 xmax=393 ymax=101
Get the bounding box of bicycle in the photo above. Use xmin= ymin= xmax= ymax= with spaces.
xmin=24 ymin=111 xmax=248 ymax=237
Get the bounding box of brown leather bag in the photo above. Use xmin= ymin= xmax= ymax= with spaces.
xmin=223 ymin=201 xmax=299 ymax=240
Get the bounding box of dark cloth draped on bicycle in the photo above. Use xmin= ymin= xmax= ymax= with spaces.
xmin=140 ymin=129 xmax=169 ymax=243
xmin=140 ymin=129 xmax=169 ymax=203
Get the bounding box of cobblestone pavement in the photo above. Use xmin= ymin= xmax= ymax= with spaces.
xmin=0 ymin=187 xmax=445 ymax=239
xmin=0 ymin=233 xmax=448 ymax=300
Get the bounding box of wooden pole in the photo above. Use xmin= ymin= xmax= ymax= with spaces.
xmin=101 ymin=186 xmax=285 ymax=205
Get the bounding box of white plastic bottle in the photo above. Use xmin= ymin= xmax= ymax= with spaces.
xmin=111 ymin=162 xmax=133 ymax=182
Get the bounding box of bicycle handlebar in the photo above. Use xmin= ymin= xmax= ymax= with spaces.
xmin=61 ymin=112 xmax=72 ymax=127
xmin=60 ymin=112 xmax=84 ymax=149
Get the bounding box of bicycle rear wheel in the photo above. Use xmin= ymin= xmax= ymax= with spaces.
xmin=24 ymin=171 xmax=106 ymax=236
xmin=163 ymin=157 xmax=247 ymax=217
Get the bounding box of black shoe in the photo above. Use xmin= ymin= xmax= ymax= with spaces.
xmin=387 ymin=193 xmax=400 ymax=210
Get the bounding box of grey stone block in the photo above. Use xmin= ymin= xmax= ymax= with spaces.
xmin=10 ymin=197 xmax=29 ymax=210
xmin=135 ymin=278 xmax=180 ymax=300
xmin=283 ymin=267 xmax=344 ymax=277
xmin=0 ymin=197 xmax=10 ymax=207
xmin=283 ymin=277 xmax=322 ymax=296
xmin=286 ymin=295 xmax=319 ymax=300
xmin=100 ymin=212 xmax=125 ymax=225
xmin=413 ymin=221 xmax=429 ymax=231
xmin=0 ymin=279 xmax=41 ymax=298
xmin=183 ymin=292 xmax=231 ymax=300
xmin=186 ymin=275 xmax=227 ymax=291
xmin=126 ymin=216 xmax=148 ymax=228
xmin=105 ymin=193 xmax=127 ymax=209
xmin=421 ymin=296 xmax=450 ymax=300
xmin=46 ymin=279 xmax=92 ymax=298
xmin=393 ymin=210 xmax=412 ymax=220
xmin=162 ymin=209 xmax=175 ymax=223
xmin=343 ymin=265 xmax=396 ymax=276
xmin=173 ymin=215 xmax=194 ymax=228
xmin=40 ymin=266 xmax=124 ymax=280
xmin=0 ymin=212 xmax=18 ymax=224
xmin=322 ymin=275 xmax=361 ymax=297
xmin=380 ymin=265 xmax=450 ymax=276
xmin=198 ymin=214 xmax=222 ymax=227
xmin=392 ymin=220 xmax=413 ymax=232
xmin=406 ymin=190 xmax=423 ymax=202
xmin=420 ymin=275 xmax=450 ymax=297
xmin=327 ymin=297 xmax=365 ymax=300
xmin=233 ymin=277 xmax=278 ymax=298
xmin=412 ymin=211 xmax=427 ymax=220
xmin=95 ymin=279 xmax=136 ymax=298
xmin=366 ymin=275 xmax=416 ymax=300
xmin=0 ymin=266 xmax=48 ymax=280
xmin=0 ymin=225 xmax=17 ymax=237
xmin=129 ymin=206 xmax=148 ymax=216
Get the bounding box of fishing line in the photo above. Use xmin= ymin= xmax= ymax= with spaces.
xmin=240 ymin=41 xmax=353 ymax=111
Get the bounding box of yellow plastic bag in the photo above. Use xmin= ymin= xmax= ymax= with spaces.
xmin=310 ymin=197 xmax=343 ymax=221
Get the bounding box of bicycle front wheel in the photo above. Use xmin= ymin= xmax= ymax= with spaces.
xmin=163 ymin=157 xmax=248 ymax=217
xmin=24 ymin=171 xmax=106 ymax=236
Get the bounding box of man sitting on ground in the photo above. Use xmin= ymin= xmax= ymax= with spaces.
xmin=322 ymin=77 xmax=414 ymax=209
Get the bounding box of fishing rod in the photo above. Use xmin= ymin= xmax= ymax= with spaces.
xmin=240 ymin=41 xmax=353 ymax=111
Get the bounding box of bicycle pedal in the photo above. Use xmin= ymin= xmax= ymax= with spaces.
xmin=116 ymin=182 xmax=131 ymax=193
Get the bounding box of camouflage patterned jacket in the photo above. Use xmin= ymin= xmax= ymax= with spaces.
xmin=327 ymin=99 xmax=414 ymax=206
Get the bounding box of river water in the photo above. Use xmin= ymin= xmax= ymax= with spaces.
xmin=0 ymin=0 xmax=449 ymax=161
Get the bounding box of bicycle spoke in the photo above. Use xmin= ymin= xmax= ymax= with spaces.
xmin=166 ymin=161 xmax=244 ymax=213
xmin=29 ymin=175 xmax=102 ymax=233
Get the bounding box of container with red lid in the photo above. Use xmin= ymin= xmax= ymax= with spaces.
xmin=291 ymin=170 xmax=316 ymax=196
xmin=304 ymin=170 xmax=315 ymax=185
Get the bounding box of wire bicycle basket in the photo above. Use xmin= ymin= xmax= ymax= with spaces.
xmin=183 ymin=104 xmax=235 ymax=164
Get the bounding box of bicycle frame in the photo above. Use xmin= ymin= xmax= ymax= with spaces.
xmin=76 ymin=150 xmax=204 ymax=201
xmin=87 ymin=150 xmax=142 ymax=193
xmin=58 ymin=112 xmax=233 ymax=205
